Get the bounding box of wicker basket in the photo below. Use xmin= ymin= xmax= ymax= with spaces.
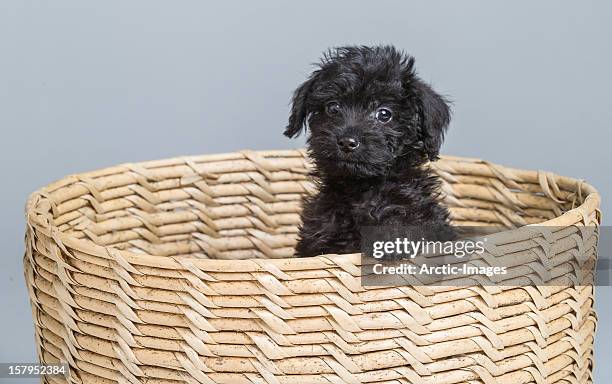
xmin=24 ymin=150 xmax=600 ymax=384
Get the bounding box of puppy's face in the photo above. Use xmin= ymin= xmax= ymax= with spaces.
xmin=285 ymin=46 xmax=450 ymax=178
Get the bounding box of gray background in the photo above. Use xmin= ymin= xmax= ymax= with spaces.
xmin=1 ymin=0 xmax=610 ymax=382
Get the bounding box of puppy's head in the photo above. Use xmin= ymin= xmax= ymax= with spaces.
xmin=285 ymin=45 xmax=450 ymax=178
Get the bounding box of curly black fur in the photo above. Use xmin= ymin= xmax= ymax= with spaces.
xmin=285 ymin=45 xmax=455 ymax=257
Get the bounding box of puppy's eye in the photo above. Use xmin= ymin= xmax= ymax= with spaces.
xmin=375 ymin=108 xmax=393 ymax=123
xmin=325 ymin=101 xmax=340 ymax=116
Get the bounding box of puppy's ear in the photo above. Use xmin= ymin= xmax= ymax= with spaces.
xmin=412 ymin=79 xmax=451 ymax=161
xmin=285 ymin=73 xmax=318 ymax=138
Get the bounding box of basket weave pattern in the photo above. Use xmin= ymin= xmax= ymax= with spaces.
xmin=24 ymin=150 xmax=600 ymax=384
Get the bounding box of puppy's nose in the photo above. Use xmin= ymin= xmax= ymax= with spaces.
xmin=338 ymin=136 xmax=360 ymax=152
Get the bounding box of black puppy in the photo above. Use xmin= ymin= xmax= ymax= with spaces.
xmin=285 ymin=45 xmax=454 ymax=257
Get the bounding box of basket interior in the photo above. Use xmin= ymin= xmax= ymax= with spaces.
xmin=33 ymin=151 xmax=591 ymax=260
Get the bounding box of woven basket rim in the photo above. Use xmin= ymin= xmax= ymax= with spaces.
xmin=25 ymin=150 xmax=601 ymax=269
